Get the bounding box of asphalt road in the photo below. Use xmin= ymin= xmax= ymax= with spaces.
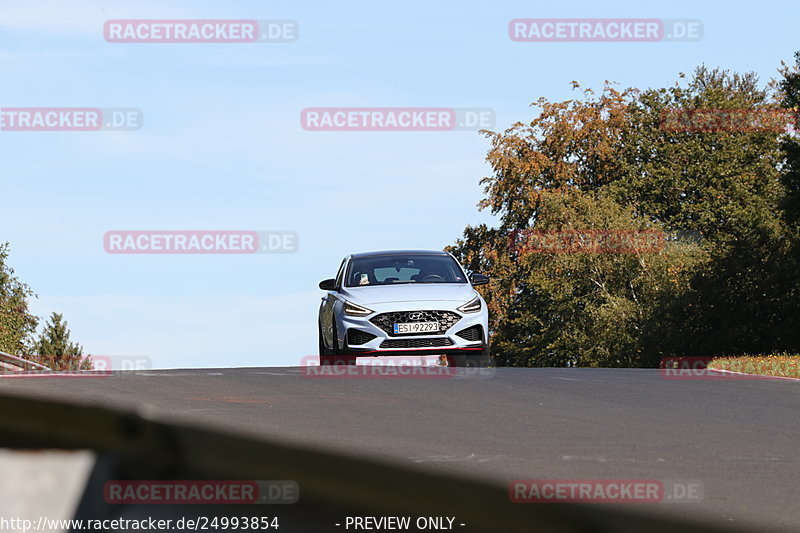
xmin=2 ymin=367 xmax=799 ymax=531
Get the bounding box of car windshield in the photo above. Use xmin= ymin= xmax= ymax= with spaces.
xmin=345 ymin=254 xmax=466 ymax=287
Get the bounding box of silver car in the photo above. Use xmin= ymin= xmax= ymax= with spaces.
xmin=318 ymin=250 xmax=490 ymax=366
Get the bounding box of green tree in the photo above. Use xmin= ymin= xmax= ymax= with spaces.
xmin=614 ymin=67 xmax=786 ymax=241
xmin=778 ymin=52 xmax=800 ymax=228
xmin=773 ymin=52 xmax=800 ymax=350
xmin=33 ymin=312 xmax=91 ymax=370
xmin=611 ymin=66 xmax=794 ymax=357
xmin=0 ymin=243 xmax=38 ymax=356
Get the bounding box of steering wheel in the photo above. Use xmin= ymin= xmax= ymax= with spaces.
xmin=421 ymin=274 xmax=445 ymax=281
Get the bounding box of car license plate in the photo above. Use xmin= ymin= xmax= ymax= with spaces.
xmin=393 ymin=321 xmax=440 ymax=334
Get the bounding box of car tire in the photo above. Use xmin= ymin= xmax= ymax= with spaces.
xmin=319 ymin=321 xmax=357 ymax=366
xmin=480 ymin=342 xmax=493 ymax=366
xmin=318 ymin=321 xmax=331 ymax=356
xmin=446 ymin=344 xmax=492 ymax=368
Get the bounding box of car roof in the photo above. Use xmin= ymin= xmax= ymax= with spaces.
xmin=348 ymin=250 xmax=450 ymax=259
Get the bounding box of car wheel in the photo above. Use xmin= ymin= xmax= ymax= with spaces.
xmin=480 ymin=342 xmax=494 ymax=366
xmin=318 ymin=321 xmax=331 ymax=356
xmin=317 ymin=323 xmax=332 ymax=356
xmin=319 ymin=321 xmax=356 ymax=366
xmin=446 ymin=355 xmax=480 ymax=367
xmin=446 ymin=344 xmax=492 ymax=368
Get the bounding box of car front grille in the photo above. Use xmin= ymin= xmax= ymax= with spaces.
xmin=379 ymin=338 xmax=455 ymax=349
xmin=370 ymin=310 xmax=461 ymax=336
xmin=456 ymin=325 xmax=483 ymax=342
xmin=347 ymin=329 xmax=377 ymax=346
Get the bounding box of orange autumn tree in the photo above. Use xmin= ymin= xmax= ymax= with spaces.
xmin=448 ymin=82 xmax=706 ymax=367
xmin=451 ymin=63 xmax=800 ymax=366
xmin=478 ymin=82 xmax=632 ymax=226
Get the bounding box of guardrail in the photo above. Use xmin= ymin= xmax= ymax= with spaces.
xmin=0 ymin=351 xmax=51 ymax=372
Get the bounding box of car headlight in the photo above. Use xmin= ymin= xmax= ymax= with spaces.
xmin=343 ymin=300 xmax=374 ymax=317
xmin=457 ymin=296 xmax=482 ymax=314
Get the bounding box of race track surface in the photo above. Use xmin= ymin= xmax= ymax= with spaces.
xmin=2 ymin=367 xmax=798 ymax=531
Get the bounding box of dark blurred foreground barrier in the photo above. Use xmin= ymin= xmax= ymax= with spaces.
xmin=0 ymin=391 xmax=749 ymax=533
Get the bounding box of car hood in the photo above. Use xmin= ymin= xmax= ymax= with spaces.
xmin=342 ymin=283 xmax=477 ymax=305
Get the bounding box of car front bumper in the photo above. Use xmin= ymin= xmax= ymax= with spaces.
xmin=335 ymin=301 xmax=488 ymax=358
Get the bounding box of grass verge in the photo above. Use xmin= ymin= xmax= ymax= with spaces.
xmin=707 ymin=354 xmax=800 ymax=378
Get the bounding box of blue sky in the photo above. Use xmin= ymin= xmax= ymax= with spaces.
xmin=1 ymin=0 xmax=797 ymax=368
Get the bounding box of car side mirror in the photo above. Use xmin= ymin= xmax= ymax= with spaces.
xmin=470 ymin=273 xmax=490 ymax=286
xmin=319 ymin=278 xmax=338 ymax=291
